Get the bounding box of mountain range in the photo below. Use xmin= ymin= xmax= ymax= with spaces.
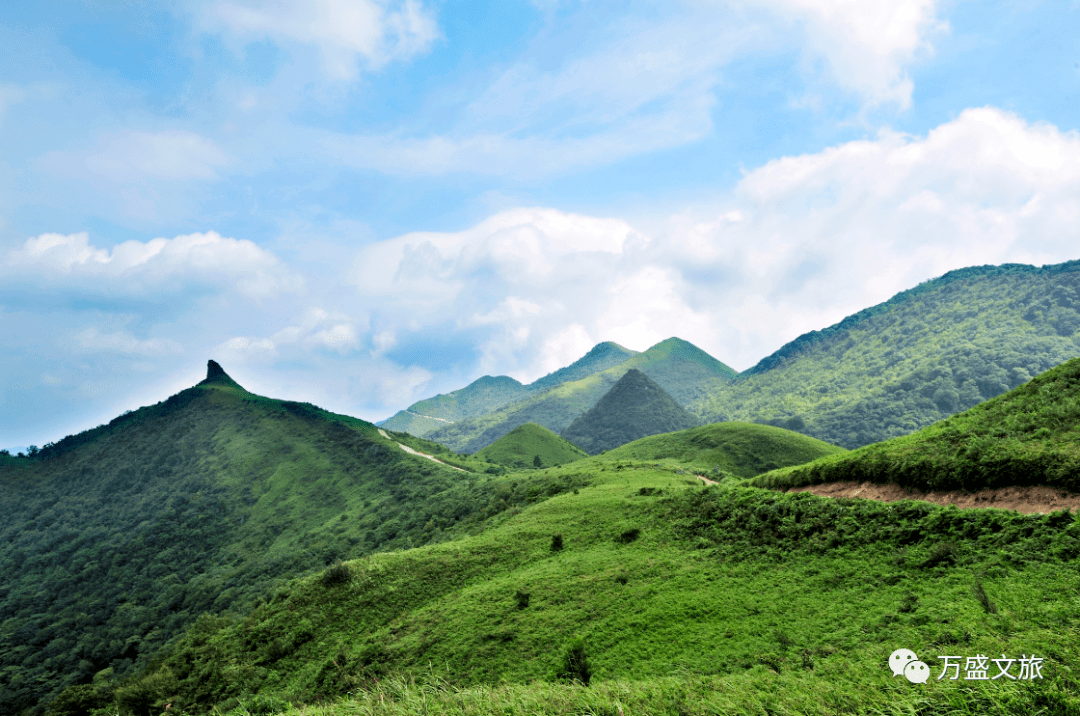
xmin=384 ymin=259 xmax=1080 ymax=452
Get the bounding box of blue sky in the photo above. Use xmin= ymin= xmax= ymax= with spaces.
xmin=2 ymin=0 xmax=1079 ymax=452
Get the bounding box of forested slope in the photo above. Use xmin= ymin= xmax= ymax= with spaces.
xmin=691 ymin=260 xmax=1080 ymax=448
xmin=753 ymin=355 xmax=1080 ymax=493
xmin=0 ymin=363 xmax=578 ymax=716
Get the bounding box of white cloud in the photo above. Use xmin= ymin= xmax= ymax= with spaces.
xmin=4 ymin=230 xmax=302 ymax=299
xmin=75 ymin=328 xmax=185 ymax=356
xmin=756 ymin=0 xmax=947 ymax=108
xmin=348 ymin=107 xmax=1080 ymax=380
xmin=205 ymin=0 xmax=439 ymax=80
xmin=84 ymin=130 xmax=231 ymax=181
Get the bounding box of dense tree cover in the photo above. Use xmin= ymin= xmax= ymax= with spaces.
xmin=561 ymin=369 xmax=700 ymax=455
xmin=0 ymin=368 xmax=587 ymax=716
xmin=691 ymin=260 xmax=1080 ymax=448
xmin=378 ymin=342 xmax=639 ymax=436
xmin=427 ymin=338 xmax=736 ymax=453
xmin=474 ymin=423 xmax=589 ymax=468
xmin=603 ymin=422 xmax=845 ymax=478
xmin=753 ymin=355 xmax=1080 ymax=493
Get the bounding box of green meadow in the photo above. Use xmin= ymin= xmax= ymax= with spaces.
xmin=64 ymin=458 xmax=1080 ymax=716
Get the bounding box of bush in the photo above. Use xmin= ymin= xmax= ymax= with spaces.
xmin=515 ymin=590 xmax=530 ymax=610
xmin=920 ymin=541 xmax=958 ymax=568
xmin=321 ymin=561 xmax=352 ymax=586
xmin=615 ymin=528 xmax=641 ymax=544
xmin=550 ymin=534 xmax=564 ymax=552
xmin=553 ymin=638 xmax=592 ymax=685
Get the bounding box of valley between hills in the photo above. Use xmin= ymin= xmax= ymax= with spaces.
xmin=3 ymin=258 xmax=1080 ymax=716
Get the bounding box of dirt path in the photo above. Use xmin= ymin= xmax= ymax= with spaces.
xmin=378 ymin=429 xmax=467 ymax=472
xmin=694 ymin=474 xmax=719 ymax=486
xmin=784 ymin=481 xmax=1080 ymax=515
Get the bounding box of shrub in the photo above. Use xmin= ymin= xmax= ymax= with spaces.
xmin=321 ymin=561 xmax=352 ymax=586
xmin=515 ymin=590 xmax=530 ymax=610
xmin=898 ymin=593 xmax=919 ymax=613
xmin=550 ymin=534 xmax=564 ymax=552
xmin=553 ymin=638 xmax=592 ymax=685
xmin=615 ymin=528 xmax=641 ymax=544
xmin=920 ymin=541 xmax=958 ymax=568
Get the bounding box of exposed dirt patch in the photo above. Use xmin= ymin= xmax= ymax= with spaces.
xmin=784 ymin=481 xmax=1080 ymax=515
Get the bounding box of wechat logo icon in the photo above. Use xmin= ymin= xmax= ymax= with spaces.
xmin=890 ymin=648 xmax=930 ymax=683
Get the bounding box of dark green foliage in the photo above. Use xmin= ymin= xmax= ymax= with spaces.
xmin=665 ymin=485 xmax=1080 ymax=565
xmin=754 ymin=355 xmax=1080 ymax=493
xmin=561 ymin=369 xmax=700 ymax=454
xmin=426 ymin=338 xmax=735 ymax=453
xmin=615 ymin=528 xmax=641 ymax=544
xmin=515 ymin=590 xmax=530 ymax=610
xmin=897 ymin=592 xmax=918 ymax=613
xmin=553 ymin=638 xmax=591 ymax=686
xmin=321 ymin=562 xmax=352 ymax=586
xmin=973 ymin=579 xmax=998 ymax=614
xmin=41 ymin=683 xmax=113 ymax=716
xmin=550 ymin=533 xmax=564 ymax=552
xmin=693 ymin=260 xmax=1080 ymax=448
xmin=475 ymin=423 xmax=588 ymax=467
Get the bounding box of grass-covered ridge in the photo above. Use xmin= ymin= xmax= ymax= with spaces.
xmin=427 ymin=337 xmax=736 ymax=453
xmin=603 ymin=421 xmax=846 ymax=478
xmin=74 ymin=467 xmax=1080 ymax=716
xmin=690 ymin=260 xmax=1080 ymax=448
xmin=0 ymin=363 xmax=589 ymax=716
xmin=751 ymin=355 xmax=1080 ymax=494
xmin=474 ymin=422 xmax=588 ymax=468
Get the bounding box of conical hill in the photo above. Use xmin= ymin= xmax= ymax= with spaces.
xmin=474 ymin=422 xmax=587 ymax=468
xmin=753 ymin=355 xmax=1080 ymax=493
xmin=560 ymin=368 xmax=700 ymax=455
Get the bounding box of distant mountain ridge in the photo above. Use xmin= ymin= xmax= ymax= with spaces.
xmin=377 ymin=342 xmax=639 ymax=435
xmin=561 ymin=368 xmax=700 ymax=454
xmin=690 ymin=259 xmax=1080 ymax=448
xmin=424 ymin=337 xmax=737 ymax=453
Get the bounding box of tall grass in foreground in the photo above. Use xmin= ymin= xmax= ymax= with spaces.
xmin=212 ymin=670 xmax=1079 ymax=716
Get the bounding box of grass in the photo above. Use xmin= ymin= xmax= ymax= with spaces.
xmin=96 ymin=464 xmax=1080 ymax=716
xmin=751 ymin=355 xmax=1080 ymax=493
xmin=474 ymin=422 xmax=588 ymax=468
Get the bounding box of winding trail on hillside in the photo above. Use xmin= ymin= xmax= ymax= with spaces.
xmin=378 ymin=429 xmax=467 ymax=472
xmin=694 ymin=474 xmax=719 ymax=486
xmin=783 ymin=481 xmax=1080 ymax=515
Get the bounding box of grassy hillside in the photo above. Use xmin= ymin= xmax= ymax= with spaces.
xmin=603 ymin=422 xmax=846 ymax=479
xmin=474 ymin=423 xmax=588 ymax=468
xmin=378 ymin=342 xmax=638 ymax=436
xmin=561 ymin=369 xmax=700 ymax=455
xmin=691 ymin=260 xmax=1080 ymax=448
xmin=752 ymin=355 xmax=1080 ymax=494
xmin=0 ymin=363 xmax=589 ymax=716
xmin=427 ymin=338 xmax=737 ymax=453
xmin=73 ymin=464 xmax=1080 ymax=716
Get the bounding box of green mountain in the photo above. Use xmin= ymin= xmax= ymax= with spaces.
xmin=690 ymin=260 xmax=1080 ymax=448
xmin=426 ymin=337 xmax=737 ymax=453
xmin=378 ymin=342 xmax=639 ymax=436
xmin=74 ymin=456 xmax=1080 ymax=716
xmin=474 ymin=422 xmax=588 ymax=468
xmin=560 ymin=369 xmax=700 ymax=455
xmin=603 ymin=421 xmax=846 ymax=478
xmin=0 ymin=362 xmax=584 ymax=716
xmin=753 ymin=354 xmax=1080 ymax=493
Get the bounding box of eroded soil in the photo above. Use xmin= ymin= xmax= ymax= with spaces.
xmin=783 ymin=481 xmax=1080 ymax=515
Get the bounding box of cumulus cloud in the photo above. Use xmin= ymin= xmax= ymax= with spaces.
xmin=756 ymin=0 xmax=947 ymax=108
xmin=350 ymin=107 xmax=1080 ymax=378
xmin=3 ymin=230 xmax=302 ymax=299
xmin=204 ymin=0 xmax=439 ymax=80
